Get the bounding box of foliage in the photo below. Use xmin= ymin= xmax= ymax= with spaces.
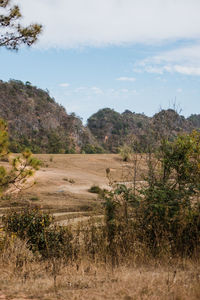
xmin=187 ymin=114 xmax=200 ymax=129
xmin=0 ymin=148 xmax=40 ymax=196
xmin=0 ymin=80 xmax=96 ymax=154
xmin=87 ymin=108 xmax=200 ymax=153
xmin=2 ymin=208 xmax=73 ymax=260
xmin=101 ymin=131 xmax=200 ymax=260
xmin=0 ymin=119 xmax=41 ymax=196
xmin=119 ymin=144 xmax=133 ymax=161
xmin=0 ymin=0 xmax=42 ymax=50
xmin=1 ymin=77 xmax=200 ymax=154
xmin=88 ymin=185 xmax=102 ymax=194
xmin=133 ymin=131 xmax=200 ymax=256
xmin=88 ymin=185 xmax=107 ymax=198
xmin=0 ymin=119 xmax=9 ymax=158
xmin=81 ymin=143 xmax=104 ymax=154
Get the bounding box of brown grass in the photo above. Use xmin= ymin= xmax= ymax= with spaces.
xmin=0 ymin=247 xmax=200 ymax=300
xmin=0 ymin=153 xmax=147 ymax=224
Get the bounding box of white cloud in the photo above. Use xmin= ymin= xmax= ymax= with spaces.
xmin=134 ymin=44 xmax=200 ymax=76
xmin=75 ymin=86 xmax=103 ymax=95
xmin=71 ymin=86 xmax=137 ymax=98
xmin=59 ymin=83 xmax=70 ymax=87
xmin=117 ymin=77 xmax=136 ymax=82
xmin=75 ymin=87 xmax=87 ymax=92
xmin=177 ymin=88 xmax=182 ymax=93
xmin=18 ymin=0 xmax=200 ymax=48
xmin=120 ymin=89 xmax=129 ymax=93
xmin=91 ymin=87 xmax=104 ymax=95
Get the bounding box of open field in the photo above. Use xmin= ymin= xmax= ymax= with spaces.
xmin=0 ymin=257 xmax=200 ymax=300
xmin=0 ymin=153 xmax=146 ymax=224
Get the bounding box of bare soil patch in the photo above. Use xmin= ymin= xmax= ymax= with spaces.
xmin=20 ymin=154 xmax=128 ymax=210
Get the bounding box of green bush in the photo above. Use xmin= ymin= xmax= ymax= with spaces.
xmin=81 ymin=144 xmax=104 ymax=154
xmin=119 ymin=144 xmax=132 ymax=161
xmin=102 ymin=131 xmax=200 ymax=258
xmin=88 ymin=185 xmax=107 ymax=198
xmin=37 ymin=225 xmax=73 ymax=260
xmin=88 ymin=185 xmax=102 ymax=194
xmin=2 ymin=208 xmax=73 ymax=260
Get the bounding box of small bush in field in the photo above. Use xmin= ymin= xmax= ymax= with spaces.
xmin=88 ymin=185 xmax=108 ymax=198
xmin=88 ymin=185 xmax=102 ymax=194
xmin=30 ymin=196 xmax=39 ymax=201
xmin=119 ymin=144 xmax=132 ymax=162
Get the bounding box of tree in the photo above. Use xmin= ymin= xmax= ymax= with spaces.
xmin=0 ymin=0 xmax=42 ymax=50
xmin=0 ymin=119 xmax=40 ymax=197
xmin=0 ymin=119 xmax=9 ymax=157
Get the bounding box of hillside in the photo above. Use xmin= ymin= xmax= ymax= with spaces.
xmin=0 ymin=79 xmax=99 ymax=153
xmin=87 ymin=108 xmax=199 ymax=152
xmin=0 ymin=79 xmax=199 ymax=153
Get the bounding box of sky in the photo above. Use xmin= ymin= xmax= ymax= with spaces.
xmin=0 ymin=0 xmax=200 ymax=123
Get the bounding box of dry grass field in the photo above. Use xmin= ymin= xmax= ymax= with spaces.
xmin=0 ymin=153 xmax=146 ymax=223
xmin=0 ymin=245 xmax=199 ymax=300
xmin=0 ymin=154 xmax=199 ymax=299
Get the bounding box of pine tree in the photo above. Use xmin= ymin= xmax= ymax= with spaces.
xmin=0 ymin=0 xmax=42 ymax=50
xmin=0 ymin=118 xmax=40 ymax=197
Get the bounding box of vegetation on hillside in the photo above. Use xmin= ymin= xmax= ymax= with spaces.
xmin=0 ymin=79 xmax=200 ymax=154
xmin=0 ymin=79 xmax=99 ymax=153
xmin=88 ymin=108 xmax=199 ymax=153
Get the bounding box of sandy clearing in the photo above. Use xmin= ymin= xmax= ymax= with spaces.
xmin=21 ymin=154 xmax=127 ymax=210
xmin=0 ymin=153 xmax=147 ymax=220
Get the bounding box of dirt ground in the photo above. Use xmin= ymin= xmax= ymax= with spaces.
xmin=0 ymin=154 xmax=142 ymax=222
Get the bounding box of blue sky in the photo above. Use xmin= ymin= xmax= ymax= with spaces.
xmin=0 ymin=0 xmax=200 ymax=123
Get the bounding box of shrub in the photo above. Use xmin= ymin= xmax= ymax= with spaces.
xmin=2 ymin=208 xmax=52 ymax=250
xmin=102 ymin=131 xmax=200 ymax=259
xmin=81 ymin=144 xmax=104 ymax=154
xmin=119 ymin=144 xmax=132 ymax=162
xmin=88 ymin=185 xmax=102 ymax=194
xmin=2 ymin=208 xmax=73 ymax=260
xmin=88 ymin=185 xmax=107 ymax=198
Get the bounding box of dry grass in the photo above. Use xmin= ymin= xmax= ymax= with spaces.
xmin=0 ymin=153 xmax=147 ymax=226
xmin=0 ymin=250 xmax=200 ymax=300
xmin=0 ymin=238 xmax=199 ymax=300
xmin=0 ymin=154 xmax=126 ymax=213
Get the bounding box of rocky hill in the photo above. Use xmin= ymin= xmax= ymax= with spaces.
xmin=0 ymin=79 xmax=99 ymax=153
xmin=87 ymin=108 xmax=199 ymax=152
xmin=0 ymin=79 xmax=199 ymax=153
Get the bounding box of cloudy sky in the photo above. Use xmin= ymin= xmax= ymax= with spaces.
xmin=0 ymin=0 xmax=200 ymax=122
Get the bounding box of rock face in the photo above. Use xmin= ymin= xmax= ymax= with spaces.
xmin=0 ymin=79 xmax=96 ymax=153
